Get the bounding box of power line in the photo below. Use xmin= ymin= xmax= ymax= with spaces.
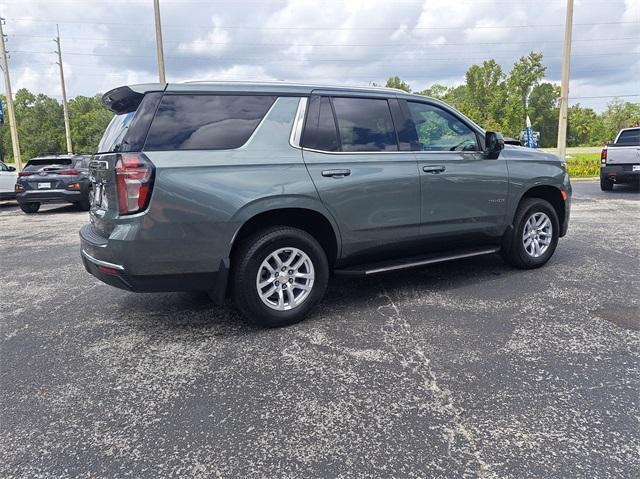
xmin=7 ymin=17 xmax=639 ymax=30
xmin=8 ymin=34 xmax=640 ymax=48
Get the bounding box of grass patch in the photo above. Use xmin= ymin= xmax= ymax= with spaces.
xmin=566 ymin=153 xmax=600 ymax=177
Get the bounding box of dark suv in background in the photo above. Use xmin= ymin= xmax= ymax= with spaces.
xmin=16 ymin=154 xmax=93 ymax=213
xmin=80 ymin=82 xmax=571 ymax=327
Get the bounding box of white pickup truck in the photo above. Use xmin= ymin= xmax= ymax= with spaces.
xmin=600 ymin=127 xmax=640 ymax=191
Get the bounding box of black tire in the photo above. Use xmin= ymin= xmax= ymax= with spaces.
xmin=231 ymin=226 xmax=329 ymax=327
xmin=19 ymin=202 xmax=40 ymax=214
xmin=78 ymin=186 xmax=92 ymax=211
xmin=600 ymin=175 xmax=614 ymax=191
xmin=502 ymin=198 xmax=559 ymax=269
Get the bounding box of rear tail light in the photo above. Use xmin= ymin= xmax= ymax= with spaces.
xmin=58 ymin=169 xmax=81 ymax=175
xmin=601 ymin=147 xmax=607 ymax=164
xmin=18 ymin=171 xmax=32 ymax=177
xmin=66 ymin=182 xmax=81 ymax=191
xmin=115 ymin=153 xmax=154 ymax=215
xmin=15 ymin=183 xmax=24 ymax=192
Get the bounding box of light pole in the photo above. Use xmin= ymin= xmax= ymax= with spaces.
xmin=154 ymin=0 xmax=166 ymax=83
xmin=556 ymin=0 xmax=574 ymax=159
xmin=0 ymin=17 xmax=21 ymax=170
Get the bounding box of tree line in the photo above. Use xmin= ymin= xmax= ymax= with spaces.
xmin=1 ymin=52 xmax=639 ymax=161
xmin=385 ymin=52 xmax=639 ymax=148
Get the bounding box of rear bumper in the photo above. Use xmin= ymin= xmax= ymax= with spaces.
xmin=601 ymin=164 xmax=640 ymax=184
xmin=79 ymin=223 xmax=229 ymax=303
xmin=0 ymin=191 xmax=16 ymax=200
xmin=17 ymin=189 xmax=83 ymax=204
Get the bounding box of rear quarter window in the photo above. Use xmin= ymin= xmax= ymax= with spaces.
xmin=144 ymin=94 xmax=276 ymax=150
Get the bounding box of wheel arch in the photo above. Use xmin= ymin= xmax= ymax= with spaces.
xmin=230 ymin=205 xmax=341 ymax=268
xmin=517 ymin=185 xmax=567 ymax=236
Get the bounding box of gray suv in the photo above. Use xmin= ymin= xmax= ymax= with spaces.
xmin=80 ymin=82 xmax=571 ymax=327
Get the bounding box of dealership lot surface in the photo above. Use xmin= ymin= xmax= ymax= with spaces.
xmin=1 ymin=181 xmax=638 ymax=478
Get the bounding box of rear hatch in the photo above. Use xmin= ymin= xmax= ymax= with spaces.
xmin=90 ymin=85 xmax=164 ymax=236
xmin=19 ymin=158 xmax=85 ymax=190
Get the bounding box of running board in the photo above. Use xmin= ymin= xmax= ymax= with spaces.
xmin=334 ymin=247 xmax=501 ymax=276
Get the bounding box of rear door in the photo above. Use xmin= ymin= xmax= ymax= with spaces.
xmin=301 ymin=93 xmax=420 ymax=259
xmin=404 ymin=100 xmax=508 ymax=239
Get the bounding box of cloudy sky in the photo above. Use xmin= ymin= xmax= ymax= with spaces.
xmin=1 ymin=0 xmax=638 ymax=111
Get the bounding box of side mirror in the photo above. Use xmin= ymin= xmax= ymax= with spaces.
xmin=485 ymin=131 xmax=505 ymax=159
xmin=7 ymin=166 xmax=16 ymax=172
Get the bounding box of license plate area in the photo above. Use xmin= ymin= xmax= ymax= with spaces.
xmin=37 ymin=182 xmax=51 ymax=189
xmin=633 ymin=165 xmax=640 ymax=172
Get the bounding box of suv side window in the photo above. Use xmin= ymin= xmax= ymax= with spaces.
xmin=332 ymin=97 xmax=399 ymax=152
xmin=407 ymin=102 xmax=478 ymax=152
xmin=144 ymin=94 xmax=276 ymax=151
xmin=302 ymin=96 xmax=340 ymax=152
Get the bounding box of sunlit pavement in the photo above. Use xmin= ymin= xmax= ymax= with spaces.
xmin=1 ymin=181 xmax=638 ymax=478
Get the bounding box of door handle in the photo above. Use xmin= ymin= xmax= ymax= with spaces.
xmin=423 ymin=165 xmax=446 ymax=174
xmin=322 ymin=169 xmax=351 ymax=178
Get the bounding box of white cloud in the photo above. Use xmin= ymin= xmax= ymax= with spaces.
xmin=177 ymin=16 xmax=229 ymax=57
xmin=0 ymin=0 xmax=637 ymax=111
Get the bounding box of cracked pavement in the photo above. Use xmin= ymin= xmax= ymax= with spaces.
xmin=1 ymin=181 xmax=639 ymax=478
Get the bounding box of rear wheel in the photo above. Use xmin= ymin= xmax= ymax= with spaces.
xmin=20 ymin=202 xmax=40 ymax=214
xmin=502 ymin=198 xmax=559 ymax=269
xmin=231 ymin=226 xmax=329 ymax=327
xmin=600 ymin=174 xmax=614 ymax=191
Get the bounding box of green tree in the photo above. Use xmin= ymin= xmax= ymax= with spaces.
xmin=504 ymin=52 xmax=546 ymax=137
xmin=567 ymin=104 xmax=599 ymax=147
xmin=464 ymin=59 xmax=507 ymax=131
xmin=419 ymin=84 xmax=449 ymax=100
xmin=385 ymin=76 xmax=412 ymax=92
xmin=528 ymin=82 xmax=560 ymax=148
xmin=598 ymin=99 xmax=640 ymax=143
xmin=68 ymin=95 xmax=113 ymax=153
xmin=2 ymin=89 xmax=65 ymax=161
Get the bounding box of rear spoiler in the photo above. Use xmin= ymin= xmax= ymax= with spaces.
xmin=102 ymin=84 xmax=166 ymax=114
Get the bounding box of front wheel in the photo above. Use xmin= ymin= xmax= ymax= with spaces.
xmin=20 ymin=202 xmax=40 ymax=214
xmin=231 ymin=227 xmax=329 ymax=327
xmin=502 ymin=198 xmax=559 ymax=269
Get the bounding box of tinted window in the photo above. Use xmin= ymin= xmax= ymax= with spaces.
xmin=332 ymin=97 xmax=398 ymax=152
xmin=98 ymin=112 xmax=134 ymax=153
xmin=302 ymin=96 xmax=339 ymax=152
xmin=144 ymin=94 xmax=276 ymax=150
xmin=617 ymin=129 xmax=640 ymax=144
xmin=407 ymin=102 xmax=478 ymax=152
xmin=24 ymin=158 xmax=73 ymax=171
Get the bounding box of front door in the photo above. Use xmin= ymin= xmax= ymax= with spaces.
xmin=302 ymin=95 xmax=420 ymax=260
xmin=405 ymin=100 xmax=508 ymax=239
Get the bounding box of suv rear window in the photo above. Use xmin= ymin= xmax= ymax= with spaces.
xmin=616 ymin=129 xmax=640 ymax=144
xmin=24 ymin=158 xmax=73 ymax=171
xmin=144 ymin=94 xmax=276 ymax=151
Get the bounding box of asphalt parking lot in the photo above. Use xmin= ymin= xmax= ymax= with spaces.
xmin=1 ymin=180 xmax=638 ymax=478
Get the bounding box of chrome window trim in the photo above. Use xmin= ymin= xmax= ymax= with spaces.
xmin=289 ymin=97 xmax=308 ymax=148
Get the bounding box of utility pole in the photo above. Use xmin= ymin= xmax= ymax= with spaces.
xmin=0 ymin=18 xmax=21 ymax=170
xmin=154 ymin=0 xmax=166 ymax=83
xmin=54 ymin=24 xmax=73 ymax=155
xmin=556 ymin=0 xmax=574 ymax=160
